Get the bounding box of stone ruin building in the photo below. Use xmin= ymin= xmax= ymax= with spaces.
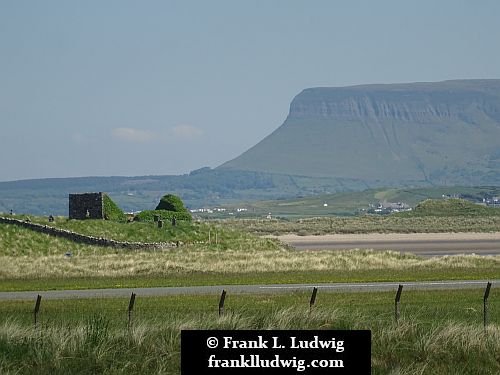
xmin=68 ymin=192 xmax=104 ymax=220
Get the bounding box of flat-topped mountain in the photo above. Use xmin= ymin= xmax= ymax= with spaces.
xmin=3 ymin=79 xmax=500 ymax=215
xmin=220 ymin=79 xmax=500 ymax=186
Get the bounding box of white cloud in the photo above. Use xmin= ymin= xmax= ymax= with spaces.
xmin=171 ymin=124 xmax=203 ymax=140
xmin=112 ymin=128 xmax=154 ymax=142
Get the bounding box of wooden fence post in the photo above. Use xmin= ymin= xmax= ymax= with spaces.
xmin=128 ymin=293 xmax=136 ymax=328
xmin=309 ymin=287 xmax=318 ymax=313
xmin=483 ymin=282 xmax=492 ymax=331
xmin=34 ymin=295 xmax=42 ymax=327
xmin=395 ymin=284 xmax=403 ymax=322
xmin=219 ymin=290 xmax=226 ymax=316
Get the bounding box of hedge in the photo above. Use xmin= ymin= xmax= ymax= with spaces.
xmin=134 ymin=209 xmax=192 ymax=223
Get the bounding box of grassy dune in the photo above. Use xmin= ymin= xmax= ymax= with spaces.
xmin=0 ymin=218 xmax=277 ymax=256
xmin=224 ymin=215 xmax=500 ymax=235
xmin=1 ymin=218 xmax=499 ymax=291
xmin=5 ymin=215 xmax=238 ymax=244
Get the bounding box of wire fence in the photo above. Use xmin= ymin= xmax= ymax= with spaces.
xmin=12 ymin=282 xmax=493 ymax=331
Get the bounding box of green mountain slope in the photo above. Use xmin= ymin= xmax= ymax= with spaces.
xmin=220 ymin=79 xmax=500 ymax=186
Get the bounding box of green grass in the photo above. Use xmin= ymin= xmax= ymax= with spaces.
xmin=1 ymin=218 xmax=499 ymax=292
xmin=2 ymin=265 xmax=500 ymax=293
xmin=2 ymin=289 xmax=498 ymax=331
xmin=2 ymin=216 xmax=260 ymax=248
xmin=0 ymin=289 xmax=499 ymax=374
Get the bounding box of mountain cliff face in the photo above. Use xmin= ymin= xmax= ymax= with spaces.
xmin=220 ymin=80 xmax=500 ymax=186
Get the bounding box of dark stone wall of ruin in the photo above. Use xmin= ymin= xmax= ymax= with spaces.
xmin=69 ymin=193 xmax=104 ymax=220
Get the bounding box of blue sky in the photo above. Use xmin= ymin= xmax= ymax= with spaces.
xmin=1 ymin=0 xmax=500 ymax=181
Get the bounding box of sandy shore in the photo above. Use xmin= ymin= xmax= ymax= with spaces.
xmin=276 ymin=232 xmax=500 ymax=244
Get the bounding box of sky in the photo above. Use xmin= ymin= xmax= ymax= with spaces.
xmin=1 ymin=0 xmax=500 ymax=182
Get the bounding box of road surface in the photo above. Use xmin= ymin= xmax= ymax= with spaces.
xmin=278 ymin=232 xmax=500 ymax=256
xmin=0 ymin=280 xmax=496 ymax=300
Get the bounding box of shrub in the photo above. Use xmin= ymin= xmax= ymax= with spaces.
xmin=155 ymin=194 xmax=189 ymax=213
xmin=134 ymin=209 xmax=192 ymax=223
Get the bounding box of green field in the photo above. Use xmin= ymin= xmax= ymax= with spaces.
xmin=1 ymin=289 xmax=498 ymax=374
xmin=1 ymin=216 xmax=499 ymax=292
xmin=4 ymin=215 xmax=221 ymax=244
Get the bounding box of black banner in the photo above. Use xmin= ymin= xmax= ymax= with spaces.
xmin=182 ymin=330 xmax=371 ymax=374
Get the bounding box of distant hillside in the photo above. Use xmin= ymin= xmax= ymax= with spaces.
xmin=0 ymin=170 xmax=365 ymax=215
xmin=221 ymin=79 xmax=500 ymax=186
xmin=193 ymin=186 xmax=500 ymax=219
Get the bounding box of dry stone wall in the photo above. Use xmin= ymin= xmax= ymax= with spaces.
xmin=0 ymin=217 xmax=176 ymax=250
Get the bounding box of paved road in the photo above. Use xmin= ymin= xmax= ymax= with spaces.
xmin=280 ymin=233 xmax=500 ymax=256
xmin=0 ymin=280 xmax=496 ymax=300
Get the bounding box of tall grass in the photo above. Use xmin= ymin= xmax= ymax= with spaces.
xmin=1 ymin=306 xmax=498 ymax=374
xmin=1 ymin=248 xmax=499 ymax=279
